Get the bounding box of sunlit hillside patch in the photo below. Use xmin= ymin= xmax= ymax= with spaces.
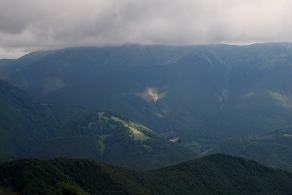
xmin=244 ymin=92 xmax=255 ymax=98
xmin=136 ymin=87 xmax=167 ymax=103
xmin=110 ymin=115 xmax=149 ymax=141
xmin=267 ymin=91 xmax=292 ymax=109
xmin=97 ymin=112 xmax=108 ymax=121
xmin=284 ymin=134 xmax=292 ymax=138
xmin=154 ymin=112 xmax=164 ymax=118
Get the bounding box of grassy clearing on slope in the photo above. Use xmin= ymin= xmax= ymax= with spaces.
xmin=268 ymin=91 xmax=292 ymax=109
xmin=110 ymin=116 xmax=149 ymax=141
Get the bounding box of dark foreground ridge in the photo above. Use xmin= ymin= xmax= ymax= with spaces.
xmin=1 ymin=154 xmax=292 ymax=195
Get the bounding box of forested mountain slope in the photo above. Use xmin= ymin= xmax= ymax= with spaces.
xmin=2 ymin=43 xmax=292 ymax=149
xmin=0 ymin=80 xmax=195 ymax=169
xmin=1 ymin=154 xmax=292 ymax=195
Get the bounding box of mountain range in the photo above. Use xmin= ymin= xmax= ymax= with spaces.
xmin=1 ymin=43 xmax=292 ymax=153
xmin=1 ymin=43 xmax=292 ymax=194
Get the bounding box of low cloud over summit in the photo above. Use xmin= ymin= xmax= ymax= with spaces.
xmin=1 ymin=0 xmax=292 ymax=58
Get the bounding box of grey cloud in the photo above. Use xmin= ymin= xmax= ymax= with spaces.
xmin=1 ymin=0 xmax=292 ymax=58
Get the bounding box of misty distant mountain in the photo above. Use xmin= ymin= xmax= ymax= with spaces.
xmin=1 ymin=154 xmax=292 ymax=195
xmin=2 ymin=43 xmax=292 ymax=152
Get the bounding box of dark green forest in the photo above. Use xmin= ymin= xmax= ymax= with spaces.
xmin=1 ymin=154 xmax=292 ymax=195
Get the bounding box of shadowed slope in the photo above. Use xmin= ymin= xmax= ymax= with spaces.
xmin=1 ymin=154 xmax=292 ymax=195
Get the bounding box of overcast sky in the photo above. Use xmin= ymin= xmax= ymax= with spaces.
xmin=1 ymin=0 xmax=292 ymax=58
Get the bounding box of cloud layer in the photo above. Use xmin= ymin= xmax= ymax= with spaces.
xmin=1 ymin=0 xmax=292 ymax=58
